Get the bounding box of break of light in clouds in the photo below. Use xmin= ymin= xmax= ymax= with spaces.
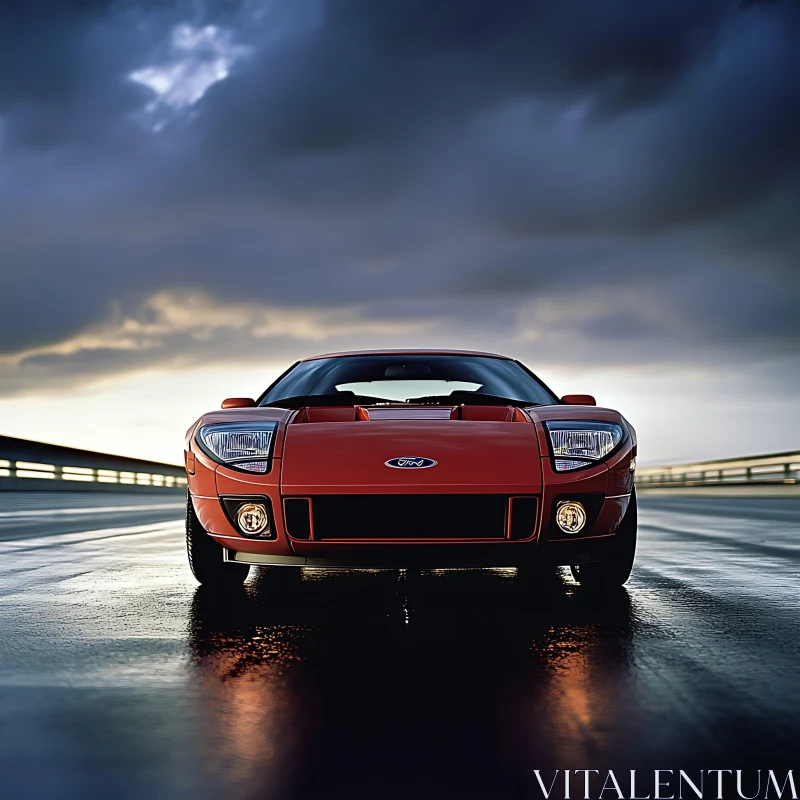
xmin=0 ymin=0 xmax=798 ymax=465
xmin=129 ymin=23 xmax=251 ymax=128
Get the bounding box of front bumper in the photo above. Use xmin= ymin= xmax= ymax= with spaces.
xmin=223 ymin=535 xmax=620 ymax=569
xmin=188 ymin=436 xmax=635 ymax=569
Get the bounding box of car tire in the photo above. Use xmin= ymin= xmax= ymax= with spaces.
xmin=570 ymin=489 xmax=637 ymax=588
xmin=186 ymin=494 xmax=250 ymax=589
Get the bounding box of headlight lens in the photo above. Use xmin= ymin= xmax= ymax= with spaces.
xmin=545 ymin=421 xmax=624 ymax=471
xmin=197 ymin=422 xmax=277 ymax=473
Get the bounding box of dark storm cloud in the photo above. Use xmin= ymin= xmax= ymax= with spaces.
xmin=0 ymin=2 xmax=160 ymax=151
xmin=196 ymin=0 xmax=800 ymax=227
xmin=207 ymin=0 xmax=731 ymax=154
xmin=0 ymin=0 xmax=798 ymax=395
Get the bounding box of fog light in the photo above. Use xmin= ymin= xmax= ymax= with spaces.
xmin=555 ymin=501 xmax=586 ymax=534
xmin=236 ymin=503 xmax=270 ymax=536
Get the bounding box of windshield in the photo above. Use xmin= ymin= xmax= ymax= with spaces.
xmin=259 ymin=355 xmax=557 ymax=406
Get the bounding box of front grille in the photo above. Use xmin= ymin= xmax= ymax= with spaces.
xmin=284 ymin=498 xmax=312 ymax=539
xmin=509 ymin=496 xmax=538 ymax=540
xmin=308 ymin=494 xmax=510 ymax=540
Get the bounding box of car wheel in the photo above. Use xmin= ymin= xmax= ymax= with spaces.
xmin=186 ymin=494 xmax=250 ymax=589
xmin=570 ymin=489 xmax=637 ymax=588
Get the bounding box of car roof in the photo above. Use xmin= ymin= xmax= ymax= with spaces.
xmin=299 ymin=349 xmax=512 ymax=361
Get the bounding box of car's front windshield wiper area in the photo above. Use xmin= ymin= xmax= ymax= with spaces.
xmin=261 ymin=391 xmax=543 ymax=409
xmin=404 ymin=391 xmax=540 ymax=407
xmin=260 ymin=393 xmax=396 ymax=408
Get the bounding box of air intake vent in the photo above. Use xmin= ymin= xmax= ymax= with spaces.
xmin=309 ymin=494 xmax=509 ymax=540
xmin=284 ymin=498 xmax=312 ymax=539
xmin=509 ymin=496 xmax=538 ymax=540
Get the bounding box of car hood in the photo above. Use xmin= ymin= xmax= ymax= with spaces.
xmin=280 ymin=414 xmax=542 ymax=494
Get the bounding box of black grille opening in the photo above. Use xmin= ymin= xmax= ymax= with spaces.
xmin=309 ymin=494 xmax=509 ymax=540
xmin=284 ymin=498 xmax=312 ymax=540
xmin=509 ymin=497 xmax=538 ymax=540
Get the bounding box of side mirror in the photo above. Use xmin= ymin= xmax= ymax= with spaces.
xmin=561 ymin=394 xmax=596 ymax=406
xmin=221 ymin=397 xmax=256 ymax=409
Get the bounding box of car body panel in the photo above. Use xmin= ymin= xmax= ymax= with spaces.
xmin=280 ymin=417 xmax=542 ymax=494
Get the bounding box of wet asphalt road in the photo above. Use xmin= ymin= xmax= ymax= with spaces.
xmin=0 ymin=492 xmax=798 ymax=799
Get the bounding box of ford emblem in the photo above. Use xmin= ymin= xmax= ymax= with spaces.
xmin=385 ymin=456 xmax=438 ymax=469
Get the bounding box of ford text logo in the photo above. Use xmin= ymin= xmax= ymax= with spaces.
xmin=385 ymin=456 xmax=438 ymax=469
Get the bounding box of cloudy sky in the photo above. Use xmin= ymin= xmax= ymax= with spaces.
xmin=1 ymin=0 xmax=798 ymax=465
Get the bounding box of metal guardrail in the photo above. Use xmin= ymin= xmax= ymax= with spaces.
xmin=636 ymin=450 xmax=800 ymax=489
xmin=0 ymin=435 xmax=187 ymax=493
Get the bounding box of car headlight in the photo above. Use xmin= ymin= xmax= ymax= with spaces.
xmin=545 ymin=421 xmax=624 ymax=471
xmin=196 ymin=422 xmax=277 ymax=473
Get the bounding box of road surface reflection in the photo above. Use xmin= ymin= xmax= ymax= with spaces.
xmin=187 ymin=569 xmax=637 ymax=798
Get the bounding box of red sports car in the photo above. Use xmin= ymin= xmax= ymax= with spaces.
xmin=184 ymin=350 xmax=637 ymax=591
